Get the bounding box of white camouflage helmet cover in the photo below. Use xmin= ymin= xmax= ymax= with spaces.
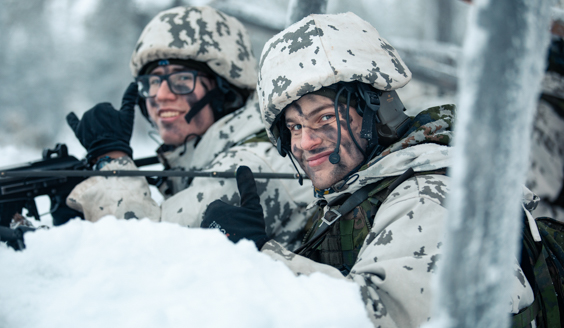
xmin=257 ymin=12 xmax=412 ymax=144
xmin=130 ymin=6 xmax=257 ymax=90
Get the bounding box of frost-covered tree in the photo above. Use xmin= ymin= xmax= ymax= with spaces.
xmin=428 ymin=0 xmax=553 ymax=327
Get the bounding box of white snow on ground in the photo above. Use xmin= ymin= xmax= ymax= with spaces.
xmin=0 ymin=146 xmax=372 ymax=328
xmin=0 ymin=218 xmax=372 ymax=328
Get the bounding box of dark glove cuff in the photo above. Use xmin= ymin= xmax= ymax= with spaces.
xmin=254 ymin=236 xmax=270 ymax=251
xmin=86 ymin=140 xmax=133 ymax=163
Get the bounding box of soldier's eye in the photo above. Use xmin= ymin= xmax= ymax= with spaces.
xmin=320 ymin=114 xmax=334 ymax=122
xmin=287 ymin=124 xmax=301 ymax=131
xmin=148 ymin=76 xmax=161 ymax=86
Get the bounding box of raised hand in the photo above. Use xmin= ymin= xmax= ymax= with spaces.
xmin=201 ymin=166 xmax=269 ymax=250
xmin=66 ymin=83 xmax=137 ymax=163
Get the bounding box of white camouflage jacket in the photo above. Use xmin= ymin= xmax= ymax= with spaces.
xmin=67 ymin=96 xmax=315 ymax=250
xmin=260 ymin=105 xmax=535 ymax=327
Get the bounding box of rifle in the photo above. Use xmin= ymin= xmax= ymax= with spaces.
xmin=0 ymin=143 xmax=306 ymax=228
xmin=0 ymin=143 xmax=160 ymax=227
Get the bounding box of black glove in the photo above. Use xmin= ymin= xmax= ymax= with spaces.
xmin=66 ymin=83 xmax=137 ymax=163
xmin=201 ymin=166 xmax=270 ymax=250
xmin=0 ymin=225 xmax=36 ymax=251
xmin=50 ymin=193 xmax=84 ymax=226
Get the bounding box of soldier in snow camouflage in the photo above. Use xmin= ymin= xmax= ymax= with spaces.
xmin=202 ymin=12 xmax=536 ymax=327
xmin=64 ymin=6 xmax=314 ymax=251
xmin=526 ymin=36 xmax=564 ymax=222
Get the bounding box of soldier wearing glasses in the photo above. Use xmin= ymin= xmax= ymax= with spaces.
xmin=63 ymin=6 xmax=314 ymax=251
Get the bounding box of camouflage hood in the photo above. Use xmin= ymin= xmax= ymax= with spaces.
xmin=257 ymin=12 xmax=412 ymax=145
xmin=130 ymin=6 xmax=257 ymax=91
xmin=315 ymin=104 xmax=455 ymax=202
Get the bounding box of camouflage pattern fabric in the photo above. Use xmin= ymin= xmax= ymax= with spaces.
xmin=516 ymin=215 xmax=564 ymax=328
xmin=67 ymin=96 xmax=315 ymax=251
xmin=130 ymin=6 xmax=257 ymax=90
xmin=535 ymin=218 xmax=564 ymax=327
xmin=261 ymin=105 xmax=535 ymax=327
xmin=257 ymin=12 xmax=412 ymax=145
xmin=527 ymin=70 xmax=564 ymax=222
xmin=67 ymin=156 xmax=161 ymax=223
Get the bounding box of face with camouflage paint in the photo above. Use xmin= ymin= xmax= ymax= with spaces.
xmin=146 ymin=64 xmax=216 ymax=146
xmin=285 ymin=94 xmax=367 ymax=189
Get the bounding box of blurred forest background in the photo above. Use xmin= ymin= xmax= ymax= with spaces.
xmin=0 ymin=0 xmax=470 ymax=158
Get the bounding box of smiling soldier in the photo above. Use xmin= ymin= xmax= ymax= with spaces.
xmin=62 ymin=6 xmax=314 ymax=251
xmin=201 ymin=12 xmax=536 ymax=327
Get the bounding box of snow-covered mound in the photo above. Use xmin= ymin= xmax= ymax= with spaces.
xmin=0 ymin=218 xmax=372 ymax=328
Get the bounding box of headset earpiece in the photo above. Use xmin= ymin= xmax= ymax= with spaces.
xmin=374 ymin=90 xmax=412 ymax=147
xmin=276 ymin=136 xmax=287 ymax=157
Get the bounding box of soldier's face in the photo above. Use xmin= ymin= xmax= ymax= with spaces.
xmin=146 ymin=64 xmax=216 ymax=146
xmin=285 ymin=94 xmax=367 ymax=190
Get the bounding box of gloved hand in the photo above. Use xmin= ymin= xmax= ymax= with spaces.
xmin=50 ymin=192 xmax=84 ymax=226
xmin=66 ymin=83 xmax=137 ymax=163
xmin=201 ymin=166 xmax=270 ymax=250
xmin=0 ymin=225 xmax=36 ymax=251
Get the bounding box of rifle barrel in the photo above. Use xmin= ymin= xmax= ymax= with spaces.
xmin=0 ymin=170 xmax=307 ymax=180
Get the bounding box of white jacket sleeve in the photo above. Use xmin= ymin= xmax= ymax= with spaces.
xmin=67 ymin=157 xmax=161 ymax=222
xmin=261 ymin=175 xmax=534 ymax=327
xmin=67 ymin=144 xmax=313 ymax=249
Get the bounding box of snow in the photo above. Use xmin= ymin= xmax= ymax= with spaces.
xmin=132 ymin=0 xmax=178 ymax=12
xmin=0 ymin=143 xmax=368 ymax=328
xmin=0 ymin=217 xmax=372 ymax=328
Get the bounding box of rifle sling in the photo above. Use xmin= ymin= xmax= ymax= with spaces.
xmin=295 ymin=167 xmax=415 ymax=256
xmin=133 ymin=156 xmax=160 ymax=167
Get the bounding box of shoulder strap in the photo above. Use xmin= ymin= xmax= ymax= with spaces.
xmin=512 ymin=216 xmax=564 ymax=328
xmin=294 ymin=183 xmax=374 ymax=255
xmin=295 ymin=168 xmax=416 ymax=256
xmin=512 ymin=296 xmax=541 ymax=328
xmin=513 ymin=217 xmax=542 ymax=328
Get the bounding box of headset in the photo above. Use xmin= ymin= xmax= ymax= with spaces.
xmin=274 ymin=81 xmax=412 ymax=166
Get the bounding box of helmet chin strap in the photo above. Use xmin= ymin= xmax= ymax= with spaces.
xmin=274 ymin=83 xmax=412 ymax=190
xmin=183 ymin=88 xmax=223 ymax=124
xmin=329 ymin=87 xmax=346 ymax=164
xmin=327 ymin=83 xmax=411 ymax=188
xmin=275 ymin=136 xmax=304 ymax=186
xmin=329 ymin=85 xmax=367 ymax=165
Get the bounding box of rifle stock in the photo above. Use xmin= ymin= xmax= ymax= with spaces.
xmin=0 ymin=143 xmax=306 ymax=227
xmin=0 ymin=144 xmax=159 ymax=227
xmin=0 ymin=144 xmax=84 ymax=227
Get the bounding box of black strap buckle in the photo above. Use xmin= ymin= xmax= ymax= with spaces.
xmin=322 ymin=208 xmax=342 ymax=226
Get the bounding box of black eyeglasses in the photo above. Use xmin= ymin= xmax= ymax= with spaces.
xmin=136 ymin=71 xmax=208 ymax=98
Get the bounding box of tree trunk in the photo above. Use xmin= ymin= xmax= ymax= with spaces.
xmin=430 ymin=0 xmax=552 ymax=327
xmin=285 ymin=0 xmax=328 ymax=27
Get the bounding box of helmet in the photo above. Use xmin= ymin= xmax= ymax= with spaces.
xmin=130 ymin=6 xmax=258 ymax=122
xmin=257 ymin=12 xmax=412 ymax=152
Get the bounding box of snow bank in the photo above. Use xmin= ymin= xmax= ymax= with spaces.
xmin=0 ymin=217 xmax=372 ymax=328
